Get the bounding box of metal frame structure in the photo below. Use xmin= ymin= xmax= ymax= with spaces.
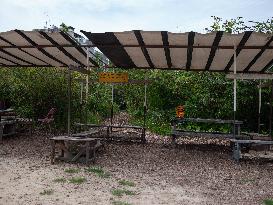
xmin=1 ymin=29 xmax=273 ymax=158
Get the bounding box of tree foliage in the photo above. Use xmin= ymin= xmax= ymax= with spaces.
xmin=205 ymin=16 xmax=273 ymax=33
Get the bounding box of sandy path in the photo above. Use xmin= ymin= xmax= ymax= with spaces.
xmin=0 ymin=154 xmax=207 ymax=205
xmin=0 ymin=124 xmax=273 ymax=204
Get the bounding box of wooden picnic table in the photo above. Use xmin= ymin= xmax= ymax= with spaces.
xmin=171 ymin=118 xmax=244 ymax=140
xmin=50 ymin=136 xmax=102 ymax=164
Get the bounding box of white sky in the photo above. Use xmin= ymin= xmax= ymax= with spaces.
xmin=0 ymin=0 xmax=272 ymax=34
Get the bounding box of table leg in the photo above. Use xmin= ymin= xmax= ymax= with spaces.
xmin=237 ymin=124 xmax=241 ymax=136
xmin=107 ymin=126 xmax=110 ymax=139
xmin=0 ymin=124 xmax=3 ymax=144
xmin=141 ymin=128 xmax=146 ymax=144
xmin=233 ymin=142 xmax=241 ymax=163
xmin=86 ymin=142 xmax=90 ymax=164
xmin=93 ymin=147 xmax=96 ymax=163
xmin=50 ymin=140 xmax=56 ymax=164
xmin=171 ymin=124 xmax=177 ymax=146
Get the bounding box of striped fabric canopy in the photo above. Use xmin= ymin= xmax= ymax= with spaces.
xmin=0 ymin=30 xmax=98 ymax=68
xmin=81 ymin=30 xmax=273 ymax=73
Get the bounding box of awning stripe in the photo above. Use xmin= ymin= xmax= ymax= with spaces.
xmin=0 ymin=56 xmax=19 ymax=65
xmin=205 ymin=31 xmax=223 ymax=70
xmin=60 ymin=31 xmax=98 ymax=67
xmin=0 ymin=35 xmax=50 ymax=66
xmin=81 ymin=31 xmax=135 ymax=67
xmin=39 ymin=31 xmax=85 ymax=67
xmin=0 ymin=48 xmax=33 ymax=65
xmin=224 ymin=31 xmax=253 ymax=72
xmin=134 ymin=30 xmax=154 ymax=68
xmin=14 ymin=30 xmax=67 ymax=67
xmin=161 ymin=31 xmax=172 ymax=68
xmin=186 ymin=32 xmax=195 ymax=70
xmin=244 ymin=36 xmax=273 ymax=72
xmin=261 ymin=58 xmax=273 ymax=73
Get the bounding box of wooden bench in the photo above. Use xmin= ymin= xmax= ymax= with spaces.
xmin=230 ymin=139 xmax=273 ymax=162
xmin=171 ymin=118 xmax=244 ymax=143
xmin=0 ymin=120 xmax=17 ymax=143
xmin=74 ymin=123 xmax=146 ymax=143
xmin=72 ymin=130 xmax=100 ymax=138
xmin=107 ymin=125 xmax=146 ymax=143
xmin=50 ymin=136 xmax=103 ymax=164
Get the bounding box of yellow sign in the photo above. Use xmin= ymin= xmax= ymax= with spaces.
xmin=176 ymin=105 xmax=185 ymax=118
xmin=99 ymin=72 xmax=129 ymax=83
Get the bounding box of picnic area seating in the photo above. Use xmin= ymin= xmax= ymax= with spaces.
xmin=50 ymin=135 xmax=103 ymax=164
xmin=74 ymin=123 xmax=146 ymax=143
xmin=171 ymin=117 xmax=245 ymax=142
xmin=0 ymin=109 xmax=17 ymax=143
xmin=230 ymin=139 xmax=273 ymax=162
xmin=0 ymin=108 xmax=34 ymax=143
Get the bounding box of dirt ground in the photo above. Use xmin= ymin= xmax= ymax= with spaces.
xmin=1 ymin=129 xmax=273 ymax=205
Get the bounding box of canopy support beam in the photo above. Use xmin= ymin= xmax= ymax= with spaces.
xmin=111 ymin=84 xmax=114 ymax=127
xmin=270 ymin=81 xmax=273 ymax=138
xmin=143 ymin=71 xmax=148 ymax=143
xmin=258 ymin=80 xmax=262 ymax=133
xmin=233 ymin=46 xmax=237 ymax=138
xmin=67 ymin=65 xmax=72 ymax=136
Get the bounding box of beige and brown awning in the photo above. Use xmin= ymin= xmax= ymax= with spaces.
xmin=0 ymin=30 xmax=98 ymax=68
xmin=81 ymin=30 xmax=273 ymax=73
xmin=0 ymin=30 xmax=272 ymax=73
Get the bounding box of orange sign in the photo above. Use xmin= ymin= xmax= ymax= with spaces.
xmin=176 ymin=105 xmax=185 ymax=118
xmin=99 ymin=72 xmax=129 ymax=83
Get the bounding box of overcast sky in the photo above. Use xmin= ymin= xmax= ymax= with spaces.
xmin=0 ymin=0 xmax=272 ymax=34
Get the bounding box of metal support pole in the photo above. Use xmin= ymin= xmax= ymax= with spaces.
xmin=142 ymin=72 xmax=147 ymax=143
xmin=233 ymin=46 xmax=237 ymax=138
xmin=85 ymin=47 xmax=90 ymax=123
xmin=86 ymin=48 xmax=90 ymax=101
xmin=111 ymin=84 xmax=114 ymax=127
xmin=80 ymin=81 xmax=84 ymax=123
xmin=80 ymin=81 xmax=83 ymax=105
xmin=258 ymin=80 xmax=262 ymax=133
xmin=67 ymin=66 xmax=72 ymax=136
xmin=269 ymin=80 xmax=273 ymax=138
